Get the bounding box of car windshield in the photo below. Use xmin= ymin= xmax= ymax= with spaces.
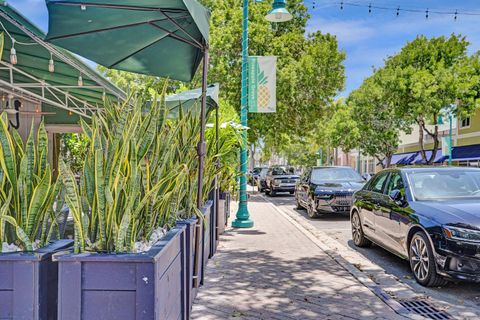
xmin=407 ymin=170 xmax=480 ymax=200
xmin=311 ymin=167 xmax=363 ymax=183
xmin=252 ymin=168 xmax=262 ymax=174
xmin=271 ymin=168 xmax=288 ymax=175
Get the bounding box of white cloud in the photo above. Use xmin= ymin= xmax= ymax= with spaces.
xmin=307 ymin=18 xmax=376 ymax=45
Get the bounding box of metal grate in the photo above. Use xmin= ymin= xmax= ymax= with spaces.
xmin=399 ymin=300 xmax=452 ymax=320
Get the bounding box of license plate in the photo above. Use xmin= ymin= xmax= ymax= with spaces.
xmin=335 ymin=199 xmax=352 ymax=206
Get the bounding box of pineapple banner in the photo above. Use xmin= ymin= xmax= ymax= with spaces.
xmin=248 ymin=56 xmax=277 ymax=113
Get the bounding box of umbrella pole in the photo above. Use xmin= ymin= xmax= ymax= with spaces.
xmin=194 ymin=46 xmax=209 ymax=288
xmin=215 ymin=93 xmax=220 ymax=244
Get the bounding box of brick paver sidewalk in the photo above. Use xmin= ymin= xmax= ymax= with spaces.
xmin=191 ymin=195 xmax=404 ymax=320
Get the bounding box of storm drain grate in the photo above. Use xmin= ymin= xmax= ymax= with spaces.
xmin=399 ymin=300 xmax=452 ymax=320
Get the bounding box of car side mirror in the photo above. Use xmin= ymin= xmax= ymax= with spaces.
xmin=389 ymin=189 xmax=403 ymax=203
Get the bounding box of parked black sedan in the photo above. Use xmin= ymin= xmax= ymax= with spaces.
xmin=351 ymin=167 xmax=480 ymax=286
xmin=295 ymin=166 xmax=365 ymax=218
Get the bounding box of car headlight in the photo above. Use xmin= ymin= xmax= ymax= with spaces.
xmin=274 ymin=179 xmax=281 ymax=186
xmin=443 ymin=226 xmax=480 ymax=243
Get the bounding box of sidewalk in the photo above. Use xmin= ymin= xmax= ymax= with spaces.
xmin=191 ymin=195 xmax=404 ymax=320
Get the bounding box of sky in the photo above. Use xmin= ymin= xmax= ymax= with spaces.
xmin=11 ymin=0 xmax=480 ymax=96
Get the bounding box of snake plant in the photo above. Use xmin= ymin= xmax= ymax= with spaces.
xmin=59 ymin=96 xmax=205 ymax=253
xmin=0 ymin=113 xmax=62 ymax=251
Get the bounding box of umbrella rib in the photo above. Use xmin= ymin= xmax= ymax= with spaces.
xmin=107 ymin=25 xmax=183 ymax=68
xmin=49 ymin=1 xmax=187 ymax=14
xmin=46 ymin=16 xmax=189 ymax=41
xmin=163 ymin=12 xmax=203 ymax=49
xmin=149 ymin=22 xmax=202 ymax=49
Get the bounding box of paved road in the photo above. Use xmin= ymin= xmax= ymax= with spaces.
xmin=265 ymin=193 xmax=480 ymax=311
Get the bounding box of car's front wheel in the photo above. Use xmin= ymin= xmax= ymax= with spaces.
xmin=307 ymin=198 xmax=318 ymax=218
xmin=409 ymin=231 xmax=448 ymax=287
xmin=351 ymin=211 xmax=371 ymax=247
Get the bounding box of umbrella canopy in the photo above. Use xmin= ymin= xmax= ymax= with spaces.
xmin=45 ymin=0 xmax=210 ymax=82
xmin=165 ymin=83 xmax=219 ymax=118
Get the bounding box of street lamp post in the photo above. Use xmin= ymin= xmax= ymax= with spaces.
xmin=232 ymin=0 xmax=292 ymax=228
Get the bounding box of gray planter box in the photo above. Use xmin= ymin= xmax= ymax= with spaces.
xmin=201 ymin=200 xmax=212 ymax=282
xmin=0 ymin=239 xmax=73 ymax=320
xmin=56 ymin=227 xmax=188 ymax=320
xmin=176 ymin=217 xmax=196 ymax=319
xmin=218 ymin=192 xmax=230 ymax=235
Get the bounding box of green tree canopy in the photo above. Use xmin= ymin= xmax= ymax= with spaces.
xmin=200 ymin=0 xmax=345 ymax=148
xmin=381 ymin=34 xmax=480 ymax=163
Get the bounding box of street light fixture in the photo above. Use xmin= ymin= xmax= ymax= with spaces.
xmin=232 ymin=0 xmax=292 ymax=229
xmin=265 ymin=0 xmax=293 ymax=22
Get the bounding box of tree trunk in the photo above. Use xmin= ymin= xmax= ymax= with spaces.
xmin=385 ymin=153 xmax=393 ymax=168
xmin=418 ymin=121 xmax=428 ymax=164
xmin=377 ymin=156 xmax=386 ymax=169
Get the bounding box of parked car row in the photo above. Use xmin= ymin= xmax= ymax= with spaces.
xmin=249 ymin=166 xmax=300 ymax=196
xmin=351 ymin=167 xmax=480 ymax=287
xmin=291 ymin=165 xmax=480 ymax=287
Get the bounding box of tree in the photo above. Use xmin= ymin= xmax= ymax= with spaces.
xmin=347 ymin=71 xmax=411 ymax=168
xmin=200 ymin=0 xmax=345 ymax=148
xmin=324 ymin=100 xmax=360 ymax=154
xmin=382 ymin=35 xmax=480 ymax=164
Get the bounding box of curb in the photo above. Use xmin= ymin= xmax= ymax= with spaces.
xmin=260 ymin=194 xmax=480 ymax=320
xmin=259 ymin=194 xmax=422 ymax=320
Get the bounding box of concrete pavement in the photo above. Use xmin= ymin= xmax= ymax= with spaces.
xmin=191 ymin=194 xmax=405 ymax=320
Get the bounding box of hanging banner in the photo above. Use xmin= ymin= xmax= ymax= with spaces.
xmin=248 ymin=56 xmax=276 ymax=113
xmin=442 ymin=136 xmax=452 ymax=157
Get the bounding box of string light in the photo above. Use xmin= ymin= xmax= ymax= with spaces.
xmin=78 ymin=74 xmax=83 ymax=87
xmin=48 ymin=53 xmax=55 ymax=73
xmin=307 ymin=1 xmax=480 ymax=21
xmin=10 ymin=38 xmax=17 ymax=65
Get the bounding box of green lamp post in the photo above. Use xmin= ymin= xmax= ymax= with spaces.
xmin=232 ymin=0 xmax=292 ymax=228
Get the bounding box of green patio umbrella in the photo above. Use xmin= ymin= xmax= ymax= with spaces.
xmin=45 ymin=0 xmax=212 ymax=288
xmin=45 ymin=0 xmax=210 ymax=82
xmin=165 ymin=83 xmax=219 ymax=118
xmin=45 ymin=0 xmax=211 ymax=200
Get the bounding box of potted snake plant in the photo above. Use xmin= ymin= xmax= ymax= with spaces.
xmin=0 ymin=113 xmax=73 ymax=320
xmin=55 ymin=96 xmax=215 ymax=320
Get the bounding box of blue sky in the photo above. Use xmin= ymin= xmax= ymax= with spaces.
xmin=12 ymin=0 xmax=480 ymax=96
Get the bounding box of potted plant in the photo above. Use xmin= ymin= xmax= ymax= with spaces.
xmin=0 ymin=113 xmax=73 ymax=320
xmin=56 ymin=98 xmax=214 ymax=319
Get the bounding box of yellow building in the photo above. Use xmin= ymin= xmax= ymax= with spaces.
xmin=392 ymin=110 xmax=480 ymax=167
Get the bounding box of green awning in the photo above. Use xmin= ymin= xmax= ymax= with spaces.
xmin=165 ymin=83 xmax=219 ymax=118
xmin=45 ymin=0 xmax=210 ymax=82
xmin=0 ymin=2 xmax=125 ymax=123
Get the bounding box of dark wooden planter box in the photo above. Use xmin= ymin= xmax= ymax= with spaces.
xmin=56 ymin=227 xmax=188 ymax=320
xmin=201 ymin=200 xmax=213 ymax=281
xmin=218 ymin=192 xmax=230 ymax=235
xmin=0 ymin=239 xmax=73 ymax=320
xmin=175 ymin=217 xmax=196 ymax=319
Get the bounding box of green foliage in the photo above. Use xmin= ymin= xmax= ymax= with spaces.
xmin=381 ymin=34 xmax=480 ymax=163
xmin=324 ymin=99 xmax=360 ymax=153
xmin=346 ymin=72 xmax=411 ymax=167
xmin=0 ymin=114 xmax=62 ymax=251
xmin=59 ymin=95 xmax=208 ymax=253
xmin=60 ymin=133 xmax=89 ymax=174
xmin=202 ymin=0 xmax=345 ymax=147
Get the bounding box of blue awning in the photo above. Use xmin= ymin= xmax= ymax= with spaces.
xmin=451 ymin=144 xmax=480 ymax=162
xmin=413 ymin=150 xmax=445 ymax=164
xmin=390 ymin=152 xmax=417 ymax=165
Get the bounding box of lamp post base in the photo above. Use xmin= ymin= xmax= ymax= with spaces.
xmin=232 ymin=218 xmax=254 ymax=228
